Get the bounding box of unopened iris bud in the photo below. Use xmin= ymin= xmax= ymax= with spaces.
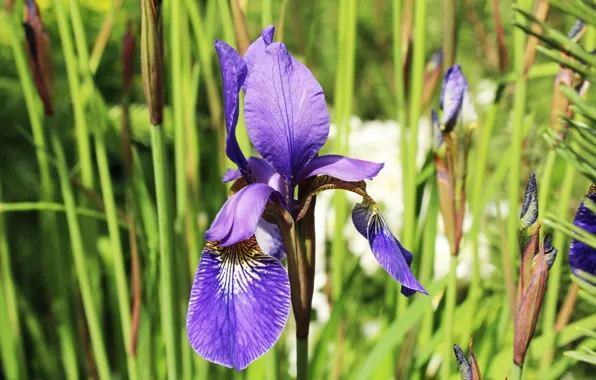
xmin=140 ymin=0 xmax=163 ymax=125
xmin=514 ymin=174 xmax=557 ymax=367
xmin=514 ymin=235 xmax=554 ymax=367
xmin=453 ymin=336 xmax=482 ymax=380
xmin=23 ymin=0 xmax=54 ymax=116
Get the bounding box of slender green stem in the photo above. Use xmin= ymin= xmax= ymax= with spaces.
xmin=51 ymin=133 xmax=111 ymax=380
xmin=262 ymin=0 xmax=272 ymax=26
xmin=0 ymin=202 xmax=125 ymax=226
xmin=441 ymin=256 xmax=458 ymax=379
xmin=151 ymin=125 xmax=180 ymax=379
xmin=94 ymin=125 xmax=138 ymax=380
xmin=52 ymin=0 xmax=94 ymax=190
xmin=403 ymin=0 xmax=426 ymax=256
xmin=417 ymin=183 xmax=439 ymax=347
xmin=511 ymin=363 xmax=523 ymax=380
xmin=5 ymin=13 xmax=77 ymax=379
xmin=541 ymin=165 xmax=576 ymax=370
xmin=0 ymin=177 xmax=27 ymax=380
xmin=297 ymin=337 xmax=309 ymax=380
xmin=442 ymin=0 xmax=456 ymax=69
xmin=507 ymin=0 xmax=530 ymax=317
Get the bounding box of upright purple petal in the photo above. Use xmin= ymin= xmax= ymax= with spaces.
xmin=569 ymin=188 xmax=596 ymax=280
xmin=205 ymin=183 xmax=276 ymax=247
xmin=187 ymin=238 xmax=290 ymax=370
xmin=440 ymin=64 xmax=467 ymax=132
xmin=244 ymin=42 xmax=330 ymax=183
xmin=296 ymin=155 xmax=384 ymax=183
xmin=248 ymin=157 xmax=288 ymax=201
xmin=255 ymin=220 xmax=286 ymax=261
xmin=215 ymin=40 xmax=250 ymax=175
xmin=367 ymin=211 xmax=427 ymax=296
xmin=243 ymin=25 xmax=275 ymax=84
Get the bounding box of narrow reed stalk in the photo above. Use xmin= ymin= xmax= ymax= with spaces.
xmin=151 ymin=125 xmax=181 ymax=379
xmin=51 ymin=133 xmax=111 ymax=380
xmin=93 ymin=105 xmax=138 ymax=380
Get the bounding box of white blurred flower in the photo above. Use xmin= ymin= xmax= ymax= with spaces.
xmin=475 ymin=79 xmax=497 ymax=109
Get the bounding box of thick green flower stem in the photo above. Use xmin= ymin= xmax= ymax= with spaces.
xmin=511 ymin=363 xmax=523 ymax=380
xmin=279 ymin=208 xmax=315 ymax=380
xmin=442 ymin=256 xmax=458 ymax=379
xmin=151 ymin=125 xmax=180 ymax=379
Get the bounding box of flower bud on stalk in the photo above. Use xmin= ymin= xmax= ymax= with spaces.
xmin=453 ymin=336 xmax=482 ymax=380
xmin=23 ymin=0 xmax=54 ymax=116
xmin=434 ymin=65 xmax=477 ymax=256
xmin=513 ymin=173 xmax=558 ymax=367
xmin=140 ymin=0 xmax=163 ymax=125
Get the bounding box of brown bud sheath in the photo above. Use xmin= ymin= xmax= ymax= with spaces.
xmin=23 ymin=0 xmax=54 ymax=116
xmin=140 ymin=0 xmax=164 ymax=125
xmin=513 ymin=240 xmax=549 ymax=367
xmin=5 ymin=0 xmax=14 ymax=12
xmin=468 ymin=336 xmax=482 ymax=380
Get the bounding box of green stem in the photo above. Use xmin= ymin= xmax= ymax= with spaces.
xmin=511 ymin=363 xmax=523 ymax=380
xmin=151 ymin=125 xmax=180 ymax=379
xmin=507 ymin=0 xmax=530 ymax=317
xmin=5 ymin=13 xmax=77 ymax=379
xmin=0 ymin=177 xmax=27 ymax=380
xmin=541 ymin=165 xmax=576 ymax=370
xmin=442 ymin=0 xmax=456 ymax=69
xmin=441 ymin=256 xmax=458 ymax=379
xmin=52 ymin=0 xmax=94 ymax=191
xmin=51 ymin=133 xmax=111 ymax=380
xmin=297 ymin=337 xmax=309 ymax=380
xmin=94 ymin=126 xmax=138 ymax=380
xmin=402 ymin=0 xmax=426 ymax=259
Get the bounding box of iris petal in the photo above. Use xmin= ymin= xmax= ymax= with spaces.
xmin=255 ymin=220 xmax=286 ymax=261
xmin=223 ymin=168 xmax=242 ymax=183
xmin=187 ymin=237 xmax=290 ymax=371
xmin=215 ymin=40 xmax=250 ymax=175
xmin=367 ymin=213 xmax=426 ymax=296
xmin=351 ymin=199 xmax=374 ymax=238
xmin=243 ymin=25 xmax=275 ymax=86
xmin=295 ymin=155 xmax=384 ymax=183
xmin=352 ymin=200 xmax=426 ymax=296
xmin=248 ymin=157 xmax=288 ymax=201
xmin=569 ymin=189 xmax=596 ymax=280
xmin=205 ymin=183 xmax=277 ymax=247
xmin=244 ymin=42 xmax=330 ymax=183
xmin=440 ymin=64 xmax=476 ymax=133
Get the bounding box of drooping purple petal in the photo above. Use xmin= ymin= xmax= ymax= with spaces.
xmin=215 ymin=40 xmax=250 ymax=176
xmin=255 ymin=220 xmax=286 ymax=261
xmin=244 ymin=42 xmax=330 ymax=183
xmin=187 ymin=237 xmax=290 ymax=371
xmin=205 ymin=183 xmax=276 ymax=247
xmin=440 ymin=64 xmax=467 ymax=133
xmin=248 ymin=156 xmax=288 ymax=201
xmin=367 ymin=211 xmax=427 ymax=296
xmin=243 ymin=25 xmax=275 ymax=86
xmin=295 ymin=155 xmax=384 ymax=183
xmin=569 ymin=189 xmax=596 ymax=280
xmin=352 ymin=199 xmax=374 ymax=238
xmin=223 ymin=168 xmax=242 ymax=183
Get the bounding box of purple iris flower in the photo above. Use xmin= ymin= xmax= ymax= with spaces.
xmin=186 ymin=26 xmax=427 ymax=371
xmin=569 ymin=185 xmax=596 ymax=280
